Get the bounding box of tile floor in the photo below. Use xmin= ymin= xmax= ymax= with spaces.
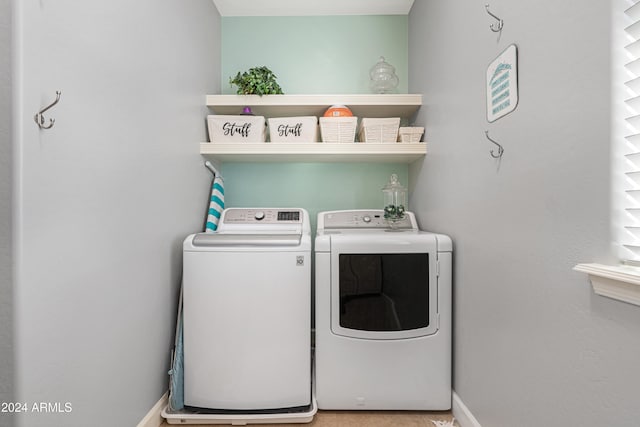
xmin=160 ymin=410 xmax=458 ymax=427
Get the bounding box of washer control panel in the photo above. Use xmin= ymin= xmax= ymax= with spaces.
xmin=222 ymin=208 xmax=302 ymax=224
xmin=322 ymin=210 xmax=415 ymax=230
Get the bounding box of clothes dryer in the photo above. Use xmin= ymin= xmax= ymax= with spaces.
xmin=314 ymin=210 xmax=452 ymax=410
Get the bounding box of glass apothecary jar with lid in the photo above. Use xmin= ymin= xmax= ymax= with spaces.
xmin=382 ymin=174 xmax=407 ymax=227
xmin=369 ymin=56 xmax=399 ymax=94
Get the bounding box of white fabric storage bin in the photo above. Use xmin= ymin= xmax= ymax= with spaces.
xmin=268 ymin=116 xmax=318 ymax=142
xmin=398 ymin=126 xmax=424 ymax=143
xmin=207 ymin=115 xmax=266 ymax=143
xmin=319 ymin=117 xmax=358 ymax=143
xmin=357 ymin=117 xmax=400 ymax=143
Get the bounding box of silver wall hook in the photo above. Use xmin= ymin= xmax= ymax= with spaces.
xmin=485 ymin=131 xmax=504 ymax=159
xmin=34 ymin=91 xmax=62 ymax=129
xmin=485 ymin=4 xmax=504 ymax=32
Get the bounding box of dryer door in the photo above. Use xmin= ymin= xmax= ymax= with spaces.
xmin=329 ymin=233 xmax=439 ymax=340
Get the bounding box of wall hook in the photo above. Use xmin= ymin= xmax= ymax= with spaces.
xmin=34 ymin=90 xmax=62 ymax=129
xmin=485 ymin=131 xmax=504 ymax=159
xmin=485 ymin=4 xmax=504 ymax=32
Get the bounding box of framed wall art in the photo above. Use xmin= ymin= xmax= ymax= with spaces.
xmin=486 ymin=44 xmax=518 ymax=122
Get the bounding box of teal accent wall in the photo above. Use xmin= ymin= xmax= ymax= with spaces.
xmin=222 ymin=163 xmax=408 ymax=232
xmin=220 ymin=15 xmax=410 ymax=217
xmin=221 ymin=15 xmax=408 ymax=94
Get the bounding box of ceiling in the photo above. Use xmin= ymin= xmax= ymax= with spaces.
xmin=212 ymin=0 xmax=415 ymax=17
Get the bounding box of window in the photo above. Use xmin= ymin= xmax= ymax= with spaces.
xmin=617 ymin=0 xmax=640 ymax=264
xmin=573 ymin=0 xmax=640 ymax=306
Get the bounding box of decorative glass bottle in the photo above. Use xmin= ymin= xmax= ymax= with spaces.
xmin=382 ymin=174 xmax=407 ymax=227
xmin=369 ymin=56 xmax=399 ymax=94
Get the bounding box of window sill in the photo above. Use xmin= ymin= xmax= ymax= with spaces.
xmin=574 ymin=263 xmax=640 ymax=306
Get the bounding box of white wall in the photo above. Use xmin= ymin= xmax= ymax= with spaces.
xmin=409 ymin=1 xmax=640 ymax=426
xmin=1 ymin=0 xmax=14 ymax=426
xmin=13 ymin=1 xmax=220 ymax=426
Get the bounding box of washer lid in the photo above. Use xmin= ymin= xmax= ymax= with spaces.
xmin=192 ymin=232 xmax=302 ymax=247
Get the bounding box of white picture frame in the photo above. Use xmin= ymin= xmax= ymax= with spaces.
xmin=486 ymin=44 xmax=518 ymax=122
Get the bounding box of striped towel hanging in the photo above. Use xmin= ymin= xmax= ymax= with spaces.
xmin=205 ymin=175 xmax=224 ymax=232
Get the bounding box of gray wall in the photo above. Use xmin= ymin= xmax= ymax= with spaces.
xmin=12 ymin=1 xmax=220 ymax=426
xmin=409 ymin=1 xmax=640 ymax=426
xmin=1 ymin=0 xmax=14 ymax=426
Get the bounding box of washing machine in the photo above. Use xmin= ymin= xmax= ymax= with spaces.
xmin=314 ymin=209 xmax=452 ymax=410
xmin=182 ymin=208 xmax=312 ymax=413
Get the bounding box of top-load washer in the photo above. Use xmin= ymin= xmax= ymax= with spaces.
xmin=182 ymin=208 xmax=312 ymax=412
xmin=314 ymin=210 xmax=452 ymax=410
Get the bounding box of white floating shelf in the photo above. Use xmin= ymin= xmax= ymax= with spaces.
xmin=200 ymin=142 xmax=427 ymax=163
xmin=206 ymin=94 xmax=422 ymax=119
xmin=203 ymin=94 xmax=425 ymax=163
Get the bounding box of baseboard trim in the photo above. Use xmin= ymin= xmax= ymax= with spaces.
xmin=137 ymin=391 xmax=169 ymax=427
xmin=452 ymin=391 xmax=482 ymax=427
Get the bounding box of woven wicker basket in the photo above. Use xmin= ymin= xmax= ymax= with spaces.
xmin=319 ymin=117 xmax=358 ymax=143
xmin=397 ymin=126 xmax=424 ymax=143
xmin=357 ymin=118 xmax=400 ymax=143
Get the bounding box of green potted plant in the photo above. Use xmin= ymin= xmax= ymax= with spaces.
xmin=229 ymin=66 xmax=284 ymax=96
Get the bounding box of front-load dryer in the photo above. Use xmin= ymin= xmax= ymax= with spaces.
xmin=314 ymin=210 xmax=452 ymax=410
xmin=182 ymin=208 xmax=312 ymax=413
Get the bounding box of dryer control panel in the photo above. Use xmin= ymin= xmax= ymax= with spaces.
xmin=321 ymin=210 xmax=416 ymax=230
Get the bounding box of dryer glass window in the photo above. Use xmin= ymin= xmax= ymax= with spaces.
xmin=338 ymin=253 xmax=429 ymax=332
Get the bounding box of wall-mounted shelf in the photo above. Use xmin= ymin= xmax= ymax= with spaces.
xmin=206 ymin=94 xmax=422 ymax=119
xmin=203 ymin=94 xmax=425 ymax=163
xmin=200 ymin=142 xmax=426 ymax=163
